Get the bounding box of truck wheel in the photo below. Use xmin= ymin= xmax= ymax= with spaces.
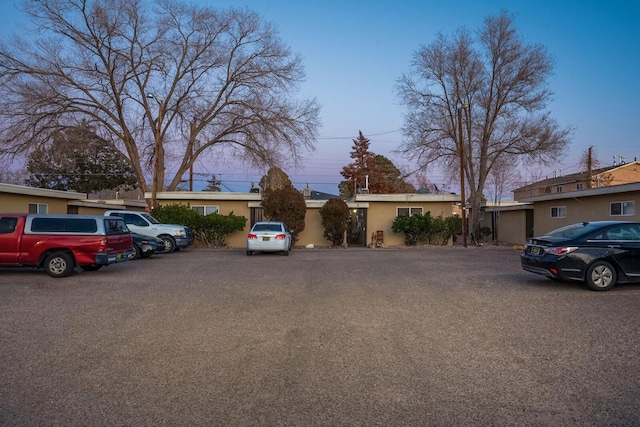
xmin=44 ymin=252 xmax=75 ymax=278
xmin=160 ymin=235 xmax=176 ymax=253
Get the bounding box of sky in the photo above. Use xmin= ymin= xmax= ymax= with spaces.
xmin=2 ymin=0 xmax=639 ymax=195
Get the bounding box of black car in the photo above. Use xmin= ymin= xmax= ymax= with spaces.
xmin=521 ymin=221 xmax=640 ymax=291
xmin=131 ymin=233 xmax=166 ymax=259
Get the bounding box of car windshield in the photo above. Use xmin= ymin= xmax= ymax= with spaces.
xmin=252 ymin=223 xmax=283 ymax=232
xmin=141 ymin=213 xmax=160 ymax=224
xmin=545 ymin=222 xmax=601 ymax=239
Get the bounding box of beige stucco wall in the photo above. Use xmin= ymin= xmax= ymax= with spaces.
xmin=0 ymin=193 xmax=71 ymax=214
xmin=154 ymin=198 xmax=252 ymax=248
xmin=366 ymin=200 xmax=455 ymax=247
xmin=533 ymin=191 xmax=640 ymax=236
xmin=489 ymin=209 xmax=530 ymax=245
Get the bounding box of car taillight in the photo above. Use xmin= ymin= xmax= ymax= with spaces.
xmin=248 ymin=233 xmax=257 ymax=239
xmin=546 ymin=246 xmax=578 ymax=255
xmin=275 ymin=234 xmax=286 ymax=240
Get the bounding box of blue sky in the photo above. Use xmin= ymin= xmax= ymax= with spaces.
xmin=2 ymin=0 xmax=639 ymax=194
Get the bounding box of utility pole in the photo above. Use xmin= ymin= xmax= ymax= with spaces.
xmin=587 ymin=145 xmax=593 ymax=188
xmin=457 ymin=103 xmax=468 ymax=248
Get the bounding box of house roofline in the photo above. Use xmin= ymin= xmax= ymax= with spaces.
xmin=0 ymin=182 xmax=87 ymax=200
xmin=520 ymin=181 xmax=640 ymax=203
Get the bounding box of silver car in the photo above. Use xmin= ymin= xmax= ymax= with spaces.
xmin=246 ymin=221 xmax=292 ymax=256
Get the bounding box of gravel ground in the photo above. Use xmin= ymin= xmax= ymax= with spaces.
xmin=1 ymin=246 xmax=640 ymax=426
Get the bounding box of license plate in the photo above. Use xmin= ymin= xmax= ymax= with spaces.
xmin=531 ymin=247 xmax=540 ymax=255
xmin=116 ymin=253 xmax=122 ymax=259
xmin=262 ymin=236 xmax=270 ymax=241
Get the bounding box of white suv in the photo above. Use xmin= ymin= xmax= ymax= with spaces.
xmin=104 ymin=210 xmax=193 ymax=253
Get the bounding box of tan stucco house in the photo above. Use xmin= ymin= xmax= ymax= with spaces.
xmin=147 ymin=191 xmax=461 ymax=248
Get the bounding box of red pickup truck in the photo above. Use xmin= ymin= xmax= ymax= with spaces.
xmin=0 ymin=213 xmax=135 ymax=278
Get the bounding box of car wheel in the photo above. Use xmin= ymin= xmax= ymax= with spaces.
xmin=246 ymin=250 xmax=253 ymax=256
xmin=44 ymin=252 xmax=75 ymax=278
xmin=282 ymin=249 xmax=289 ymax=256
xmin=81 ymin=264 xmax=103 ymax=272
xmin=133 ymin=244 xmax=142 ymax=259
xmin=585 ymin=261 xmax=617 ymax=291
xmin=160 ymin=235 xmax=176 ymax=253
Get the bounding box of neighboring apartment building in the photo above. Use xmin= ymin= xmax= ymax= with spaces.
xmin=483 ymin=182 xmax=640 ymax=245
xmin=513 ymin=160 xmax=640 ymax=201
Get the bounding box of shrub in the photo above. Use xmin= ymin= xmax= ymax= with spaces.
xmin=319 ymin=197 xmax=350 ymax=246
xmin=261 ymin=185 xmax=306 ymax=241
xmin=391 ymin=212 xmax=459 ymax=246
xmin=152 ymin=203 xmax=246 ymax=247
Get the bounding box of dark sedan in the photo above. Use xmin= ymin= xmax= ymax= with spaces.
xmin=131 ymin=233 xmax=166 ymax=259
xmin=521 ymin=221 xmax=640 ymax=291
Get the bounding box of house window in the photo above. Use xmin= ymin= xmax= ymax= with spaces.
xmin=28 ymin=203 xmax=48 ymax=214
xmin=610 ymin=201 xmax=635 ymax=216
xmin=550 ymin=206 xmax=566 ymax=218
xmin=576 ymin=183 xmax=583 ymax=190
xmin=191 ymin=205 xmax=219 ymax=216
xmin=556 ymin=186 xmax=563 ymax=193
xmin=397 ymin=207 xmax=423 ymax=217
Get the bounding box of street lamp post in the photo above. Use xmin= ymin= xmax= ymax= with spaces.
xmin=148 ymin=93 xmax=164 ymax=209
xmin=457 ymin=103 xmax=468 ymax=248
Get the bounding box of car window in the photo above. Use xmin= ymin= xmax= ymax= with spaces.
xmin=0 ymin=217 xmax=18 ymax=234
xmin=105 ymin=218 xmax=129 ymax=235
xmin=547 ymin=223 xmax=598 ymax=239
xmin=253 ymin=223 xmax=283 ymax=232
xmin=609 ymin=225 xmax=640 ymax=241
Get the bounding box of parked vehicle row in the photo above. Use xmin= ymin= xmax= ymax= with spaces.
xmin=0 ymin=211 xmax=193 ymax=278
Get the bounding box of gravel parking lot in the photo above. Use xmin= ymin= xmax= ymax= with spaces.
xmin=1 ymin=246 xmax=640 ymax=426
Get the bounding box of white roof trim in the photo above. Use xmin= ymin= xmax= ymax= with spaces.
xmin=0 ymin=182 xmax=87 ymax=200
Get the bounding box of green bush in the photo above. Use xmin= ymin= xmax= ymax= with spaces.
xmin=152 ymin=203 xmax=246 ymax=247
xmin=319 ymin=197 xmax=350 ymax=246
xmin=391 ymin=212 xmax=459 ymax=246
xmin=261 ymin=185 xmax=306 ymax=241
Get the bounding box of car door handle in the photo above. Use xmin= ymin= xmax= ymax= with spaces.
xmin=608 ymin=245 xmax=621 ymax=248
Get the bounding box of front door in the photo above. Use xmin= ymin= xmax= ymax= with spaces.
xmin=347 ymin=208 xmax=367 ymax=247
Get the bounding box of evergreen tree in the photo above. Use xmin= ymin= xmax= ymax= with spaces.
xmin=26 ymin=124 xmax=138 ymax=194
xmin=260 ymin=167 xmax=306 ymax=241
xmin=339 ymin=132 xmax=415 ymax=196
xmin=204 ymin=175 xmax=222 ymax=191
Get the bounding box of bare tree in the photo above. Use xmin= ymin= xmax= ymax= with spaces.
xmin=396 ymin=11 xmax=571 ymax=239
xmin=0 ymin=0 xmax=320 ymax=208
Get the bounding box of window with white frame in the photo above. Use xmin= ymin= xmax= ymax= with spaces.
xmin=191 ymin=205 xmax=220 ymax=216
xmin=610 ymin=201 xmax=635 ymax=216
xmin=28 ymin=203 xmax=48 ymax=214
xmin=556 ymin=186 xmax=563 ymax=193
xmin=396 ymin=207 xmax=423 ymax=217
xmin=550 ymin=206 xmax=566 ymax=218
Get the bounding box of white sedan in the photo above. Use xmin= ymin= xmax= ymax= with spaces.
xmin=246 ymin=221 xmax=292 ymax=256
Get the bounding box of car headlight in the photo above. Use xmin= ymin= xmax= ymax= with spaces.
xmin=175 ymin=229 xmax=186 ymax=237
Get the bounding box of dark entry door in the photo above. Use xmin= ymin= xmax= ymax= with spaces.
xmin=525 ymin=210 xmax=534 ymax=239
xmin=347 ymin=208 xmax=367 ymax=247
